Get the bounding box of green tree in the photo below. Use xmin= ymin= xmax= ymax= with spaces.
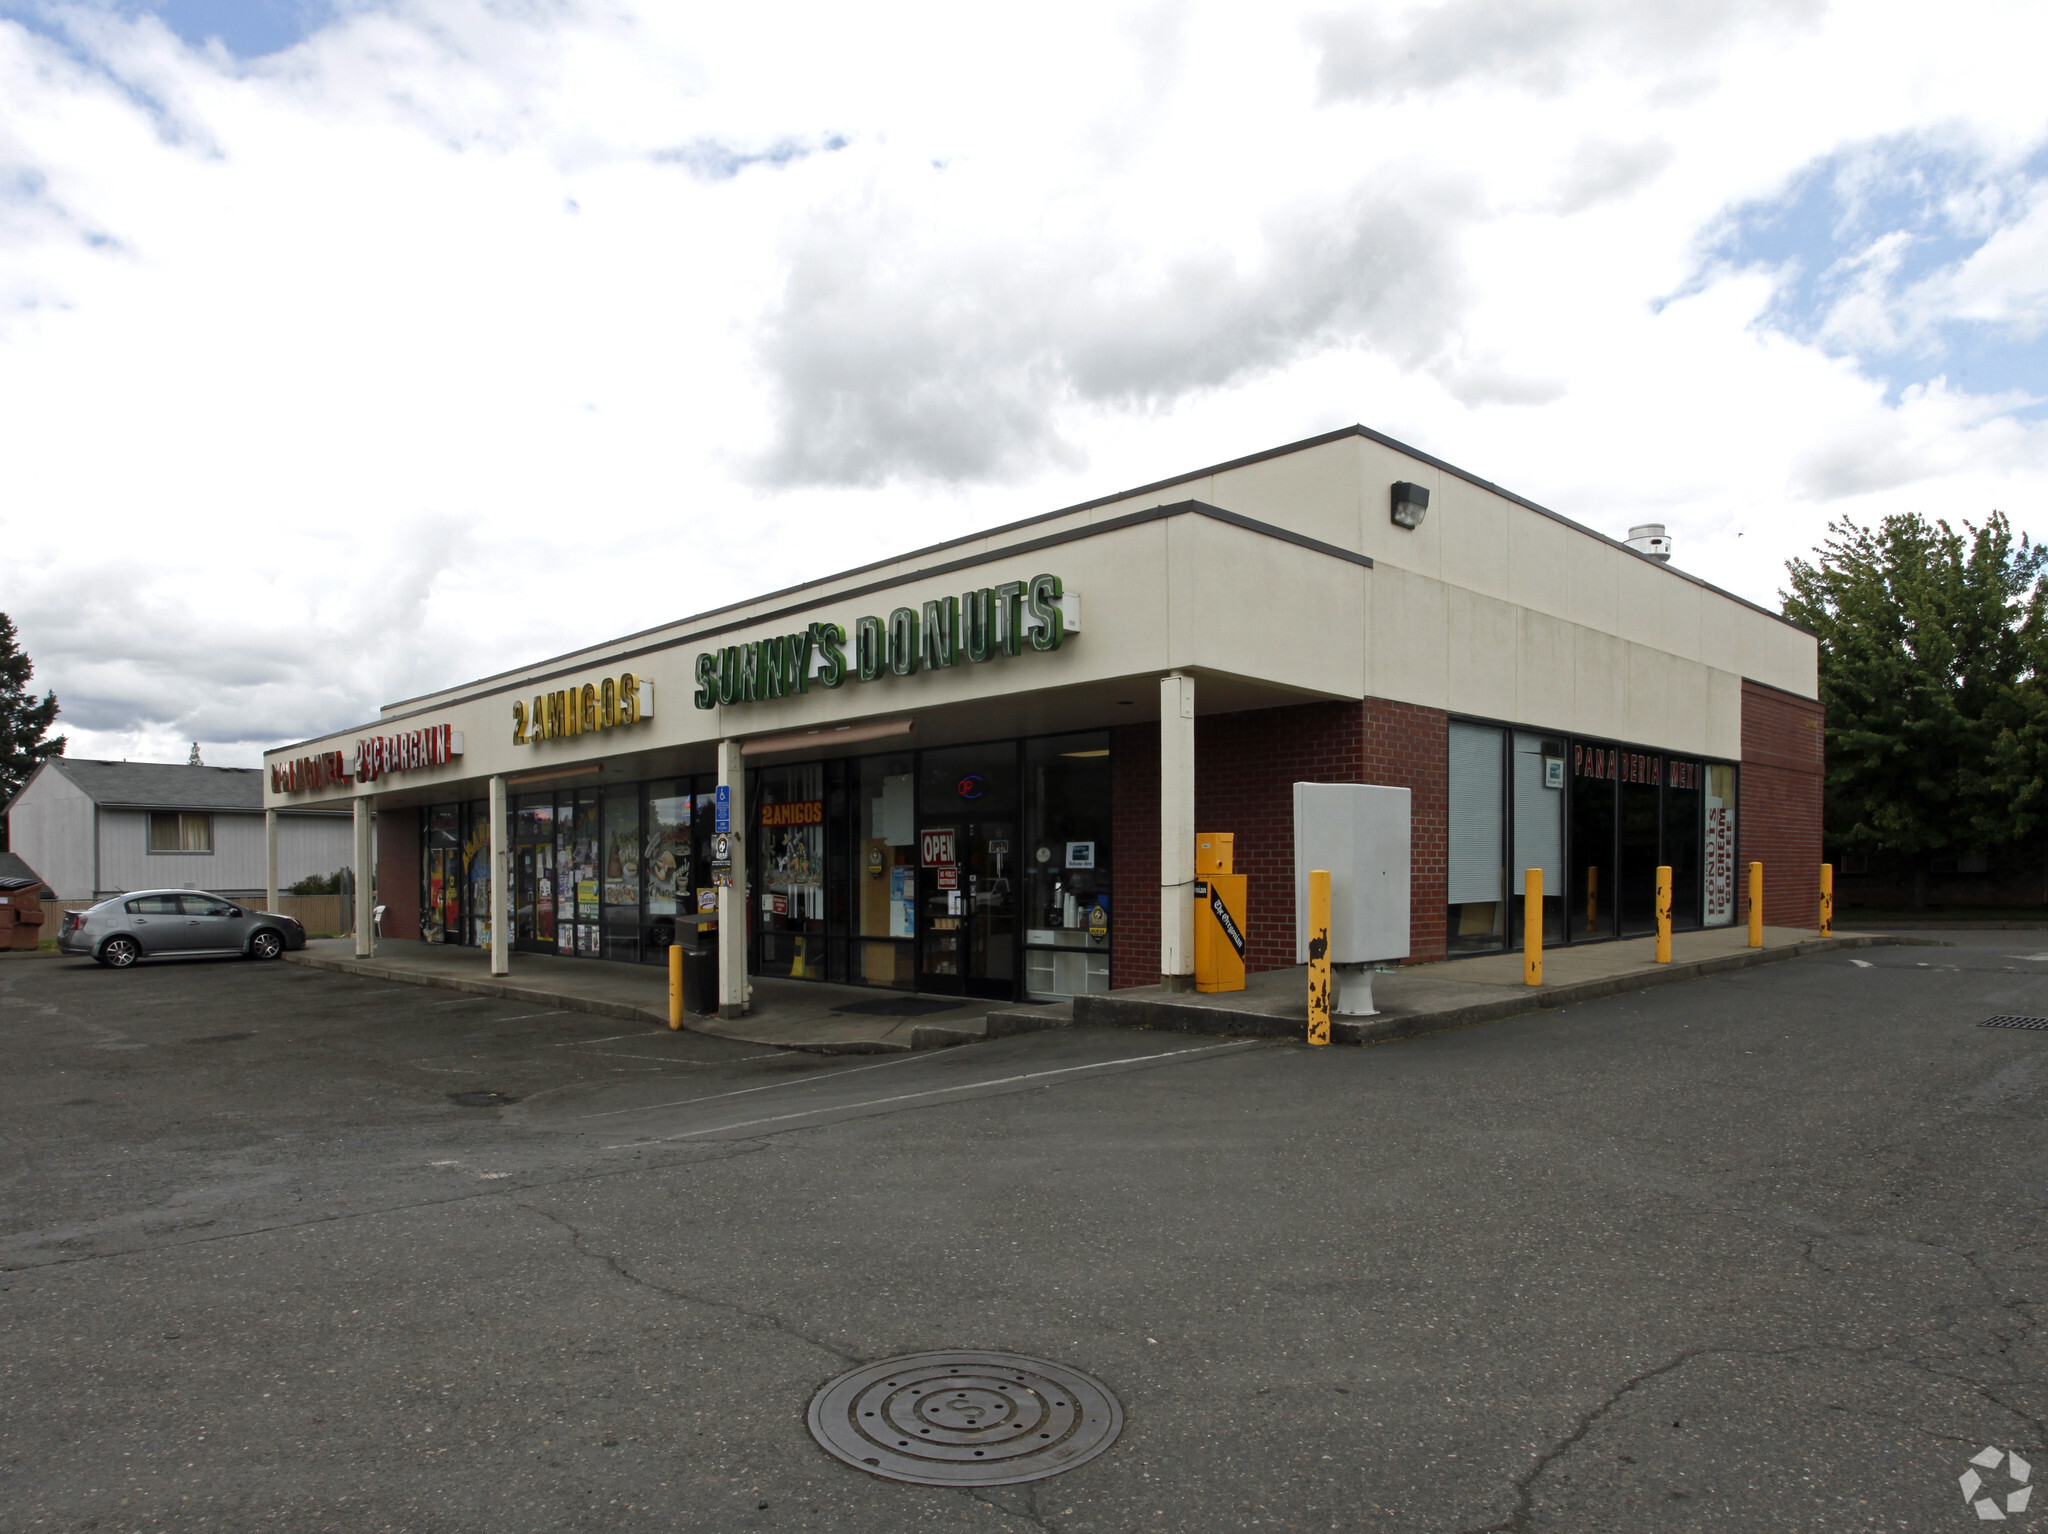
xmin=0 ymin=613 xmax=64 ymax=822
xmin=1782 ymin=513 xmax=2047 ymax=905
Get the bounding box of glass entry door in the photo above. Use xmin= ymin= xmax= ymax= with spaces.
xmin=917 ymin=820 xmax=1018 ymax=999
xmin=514 ymin=842 xmax=557 ymax=952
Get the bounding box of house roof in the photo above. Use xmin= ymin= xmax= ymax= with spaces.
xmin=46 ymin=759 xmax=268 ymax=813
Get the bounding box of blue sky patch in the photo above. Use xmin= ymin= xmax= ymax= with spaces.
xmin=654 ymin=134 xmax=847 ymax=181
xmin=1687 ymin=134 xmax=2048 ymax=407
xmin=2 ymin=0 xmax=339 ymax=59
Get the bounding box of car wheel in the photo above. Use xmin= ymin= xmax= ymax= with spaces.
xmin=249 ymin=929 xmax=285 ymax=961
xmin=99 ymin=937 xmax=140 ymax=969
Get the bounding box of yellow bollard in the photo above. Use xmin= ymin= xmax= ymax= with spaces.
xmin=1748 ymin=861 xmax=1764 ymax=948
xmin=1523 ymin=868 xmax=1542 ymax=986
xmin=1819 ymin=863 xmax=1833 ymax=938
xmin=668 ymin=942 xmax=683 ymax=1029
xmin=1655 ymin=865 xmax=1672 ymax=963
xmin=1307 ymin=869 xmax=1331 ymax=1046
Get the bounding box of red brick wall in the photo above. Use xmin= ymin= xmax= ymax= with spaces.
xmin=1193 ymin=702 xmax=1367 ymax=973
xmin=1739 ymin=679 xmax=1825 ymax=929
xmin=1361 ymin=698 xmax=1449 ymax=963
xmin=1110 ymin=696 xmax=1451 ymax=987
xmin=376 ymin=805 xmax=421 ymax=942
xmin=1111 ymin=723 xmax=1160 ymax=990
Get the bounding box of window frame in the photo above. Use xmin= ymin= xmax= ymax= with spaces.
xmin=146 ymin=811 xmax=214 ymax=854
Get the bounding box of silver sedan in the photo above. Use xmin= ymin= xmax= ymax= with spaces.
xmin=57 ymin=890 xmax=307 ymax=968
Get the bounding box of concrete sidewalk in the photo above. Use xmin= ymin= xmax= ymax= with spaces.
xmin=286 ymin=938 xmax=1070 ymax=1054
xmin=288 ymin=924 xmax=1947 ymax=1055
xmin=1078 ymin=924 xmax=1947 ymax=1045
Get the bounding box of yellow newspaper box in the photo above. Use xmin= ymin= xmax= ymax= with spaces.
xmin=1196 ymin=832 xmax=1234 ymax=877
xmin=1195 ymin=873 xmax=1248 ymax=993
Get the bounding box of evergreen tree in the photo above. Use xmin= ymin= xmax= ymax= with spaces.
xmin=0 ymin=613 xmax=64 ymax=814
xmin=1782 ymin=513 xmax=2047 ymax=904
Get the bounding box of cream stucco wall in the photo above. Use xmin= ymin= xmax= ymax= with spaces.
xmin=266 ymin=428 xmax=1814 ymax=807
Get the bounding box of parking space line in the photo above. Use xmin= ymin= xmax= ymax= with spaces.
xmin=604 ymin=1039 xmax=1266 ymax=1146
xmin=574 ymin=1049 xmax=935 ymax=1119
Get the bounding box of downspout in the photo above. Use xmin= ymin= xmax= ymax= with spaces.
xmin=92 ymin=805 xmax=100 ymax=899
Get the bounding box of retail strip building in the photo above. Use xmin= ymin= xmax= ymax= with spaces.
xmin=262 ymin=426 xmax=1823 ymax=1014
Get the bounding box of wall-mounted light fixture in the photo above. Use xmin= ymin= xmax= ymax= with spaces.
xmin=1390 ymin=481 xmax=1430 ymax=530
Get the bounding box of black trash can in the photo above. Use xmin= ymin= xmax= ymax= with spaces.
xmin=679 ymin=935 xmax=720 ymax=1016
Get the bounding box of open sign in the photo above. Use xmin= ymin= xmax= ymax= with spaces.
xmin=920 ymin=828 xmax=957 ymax=868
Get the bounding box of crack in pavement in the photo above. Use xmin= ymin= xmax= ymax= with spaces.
xmin=516 ymin=1198 xmax=864 ymax=1367
xmin=0 ymin=1138 xmax=770 ymax=1273
xmin=1456 ymin=1330 xmax=2042 ymax=1534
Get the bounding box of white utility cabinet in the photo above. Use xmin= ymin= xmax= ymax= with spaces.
xmin=1293 ymin=783 xmax=1411 ymax=1015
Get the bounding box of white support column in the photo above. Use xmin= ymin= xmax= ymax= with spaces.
xmin=717 ymin=738 xmax=749 ymax=1019
xmin=351 ymin=795 xmax=373 ymax=959
xmin=1160 ymin=671 xmax=1196 ymax=990
xmin=489 ymin=774 xmax=509 ymax=977
xmin=263 ymin=809 xmax=279 ymax=914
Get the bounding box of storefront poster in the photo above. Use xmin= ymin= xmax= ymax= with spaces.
xmin=1704 ymin=800 xmax=1735 ymax=924
xmin=889 ymin=865 xmax=915 ymax=936
xmin=646 ymin=795 xmax=691 ymax=916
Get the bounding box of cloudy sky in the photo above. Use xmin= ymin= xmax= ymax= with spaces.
xmin=1 ymin=0 xmax=2043 ymax=766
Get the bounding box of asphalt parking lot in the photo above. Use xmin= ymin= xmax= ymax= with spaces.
xmin=1 ymin=934 xmax=2043 ymax=1533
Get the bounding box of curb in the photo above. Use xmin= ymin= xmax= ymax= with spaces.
xmin=287 ymin=949 xmax=672 ymax=1027
xmin=1073 ymin=933 xmax=1953 ymax=1048
xmin=1841 ymin=919 xmax=2048 ymax=930
xmin=282 ymin=952 xmax=1070 ymax=1056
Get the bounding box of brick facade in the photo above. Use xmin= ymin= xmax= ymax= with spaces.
xmin=1738 ymin=678 xmax=1825 ymax=929
xmin=1110 ymin=722 xmax=1160 ymax=991
xmin=1359 ymin=698 xmax=1449 ymax=964
xmin=376 ymin=805 xmax=421 ymax=942
xmin=1111 ymin=696 xmax=1451 ymax=988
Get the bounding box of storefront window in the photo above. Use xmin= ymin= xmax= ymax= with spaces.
xmin=1022 ymin=733 xmax=1111 ymax=1000
xmin=851 ymin=753 xmax=915 ymax=987
xmin=422 ymin=806 xmax=460 ymax=943
xmin=513 ymin=795 xmax=554 ymax=948
xmin=464 ymin=799 xmax=491 ymax=948
xmin=601 ymin=785 xmax=640 ymax=962
xmin=1619 ymin=751 xmax=1662 ymax=936
xmin=1664 ymin=760 xmax=1703 ymax=930
xmin=1447 ymin=722 xmax=1506 ymax=952
xmin=645 ymin=781 xmax=692 ymax=958
xmin=1569 ymin=745 xmax=1616 ymax=940
xmin=1509 ymin=733 xmax=1565 ymax=946
xmin=756 ymin=762 xmax=826 ymax=980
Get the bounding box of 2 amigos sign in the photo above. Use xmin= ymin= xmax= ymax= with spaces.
xmin=692 ymin=574 xmax=1079 ymax=709
xmin=513 ymin=671 xmax=653 ymax=746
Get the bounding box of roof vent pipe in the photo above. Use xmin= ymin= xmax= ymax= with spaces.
xmin=1625 ymin=524 xmax=1672 ymax=562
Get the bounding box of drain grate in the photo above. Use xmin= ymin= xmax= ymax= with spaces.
xmin=807 ymin=1351 xmax=1122 ymax=1487
xmin=447 ymin=1090 xmax=520 ymax=1107
xmin=1980 ymin=1016 xmax=2048 ymax=1030
xmin=829 ymin=997 xmax=963 ymax=1019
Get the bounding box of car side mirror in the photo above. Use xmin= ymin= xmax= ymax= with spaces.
xmin=228 ymin=907 xmax=243 ymax=918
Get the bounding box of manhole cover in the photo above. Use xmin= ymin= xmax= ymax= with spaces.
xmin=447 ymin=1090 xmax=520 ymax=1107
xmin=829 ymin=997 xmax=962 ymax=1019
xmin=807 ymin=1351 xmax=1122 ymax=1486
xmin=1980 ymin=1016 xmax=2048 ymax=1030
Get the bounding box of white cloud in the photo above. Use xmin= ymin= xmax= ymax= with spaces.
xmin=0 ymin=0 xmax=2045 ymax=765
